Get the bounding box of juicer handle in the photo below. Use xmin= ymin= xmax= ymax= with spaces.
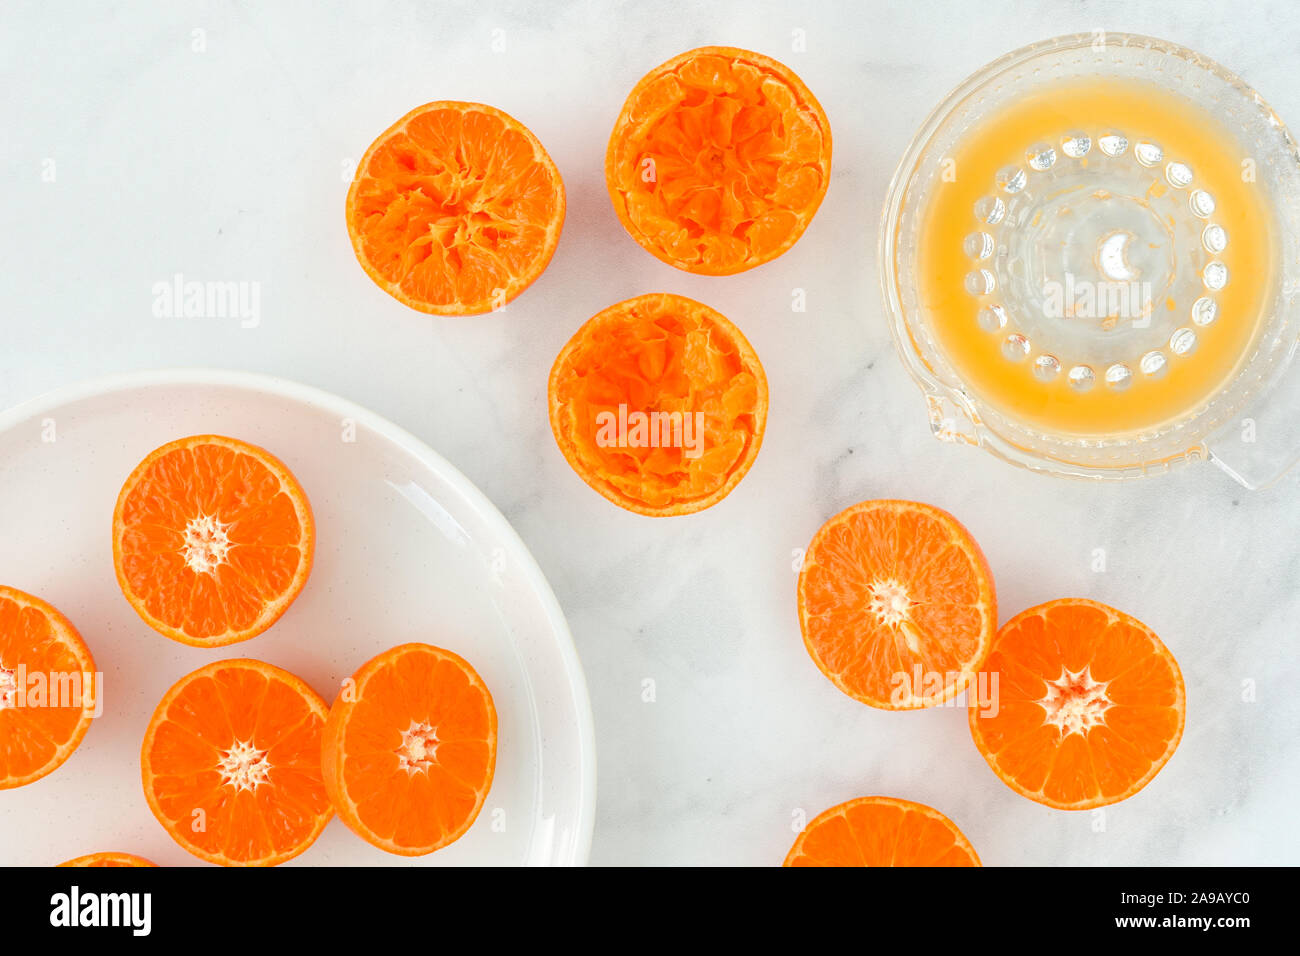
xmin=1205 ymin=336 xmax=1300 ymax=490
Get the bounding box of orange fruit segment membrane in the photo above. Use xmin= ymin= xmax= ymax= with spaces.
xmin=969 ymin=598 xmax=1185 ymax=810
xmin=347 ymin=101 xmax=566 ymax=315
xmin=548 ymin=292 xmax=768 ymax=516
xmin=0 ymin=586 xmax=97 ymax=789
xmin=606 ymin=46 xmax=831 ymax=274
xmin=140 ymin=659 xmax=332 ymax=866
xmin=58 ymin=852 xmax=157 ymax=867
xmin=797 ymin=500 xmax=996 ymax=709
xmin=112 ymin=435 xmax=314 ymax=647
xmin=321 ymin=643 xmax=497 ymax=856
xmin=785 ymin=796 xmax=981 ymax=867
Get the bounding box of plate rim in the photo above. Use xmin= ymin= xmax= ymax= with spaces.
xmin=0 ymin=367 xmax=597 ymax=866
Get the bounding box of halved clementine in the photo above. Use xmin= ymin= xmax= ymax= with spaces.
xmin=548 ymin=292 xmax=768 ymax=516
xmin=969 ymin=598 xmax=1186 ymax=810
xmin=0 ymin=586 xmax=97 ymax=789
xmin=112 ymin=435 xmax=314 ymax=647
xmin=141 ymin=658 xmax=332 ymax=866
xmin=785 ymin=796 xmax=980 ymax=867
xmin=606 ymin=46 xmax=831 ymax=274
xmin=321 ymin=643 xmax=497 ymax=856
xmin=797 ymin=500 xmax=996 ymax=709
xmin=58 ymin=852 xmax=157 ymax=867
xmin=347 ymin=100 xmax=566 ymax=315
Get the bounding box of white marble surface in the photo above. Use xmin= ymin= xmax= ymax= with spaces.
xmin=2 ymin=0 xmax=1298 ymax=866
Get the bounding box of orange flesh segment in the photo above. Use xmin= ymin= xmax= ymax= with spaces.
xmin=797 ymin=500 xmax=995 ymax=708
xmin=113 ymin=436 xmax=312 ymax=646
xmin=970 ymin=599 xmax=1185 ymax=810
xmin=607 ymin=47 xmax=831 ymax=274
xmin=348 ymin=101 xmax=565 ymax=314
xmin=549 ymin=293 xmax=767 ymax=515
xmin=0 ymin=588 xmax=96 ymax=788
xmin=324 ymin=644 xmax=496 ymax=855
xmin=785 ymin=796 xmax=980 ymax=867
xmin=142 ymin=659 xmax=331 ymax=866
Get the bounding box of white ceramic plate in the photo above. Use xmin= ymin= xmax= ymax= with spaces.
xmin=0 ymin=369 xmax=595 ymax=866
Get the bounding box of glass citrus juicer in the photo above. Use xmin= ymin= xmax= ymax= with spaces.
xmin=881 ymin=33 xmax=1300 ymax=486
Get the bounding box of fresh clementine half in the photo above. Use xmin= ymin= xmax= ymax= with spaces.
xmin=141 ymin=658 xmax=332 ymax=866
xmin=797 ymin=500 xmax=996 ymax=709
xmin=0 ymin=586 xmax=97 ymax=789
xmin=58 ymin=852 xmax=157 ymax=867
xmin=347 ymin=101 xmax=565 ymax=315
xmin=969 ymin=598 xmax=1186 ymax=810
xmin=112 ymin=435 xmax=314 ymax=647
xmin=785 ymin=796 xmax=981 ymax=867
xmin=606 ymin=46 xmax=831 ymax=274
xmin=548 ymin=292 xmax=768 ymax=516
xmin=321 ymin=643 xmax=497 ymax=856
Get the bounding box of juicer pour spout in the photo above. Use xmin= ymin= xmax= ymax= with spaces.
xmin=1205 ymin=334 xmax=1300 ymax=490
